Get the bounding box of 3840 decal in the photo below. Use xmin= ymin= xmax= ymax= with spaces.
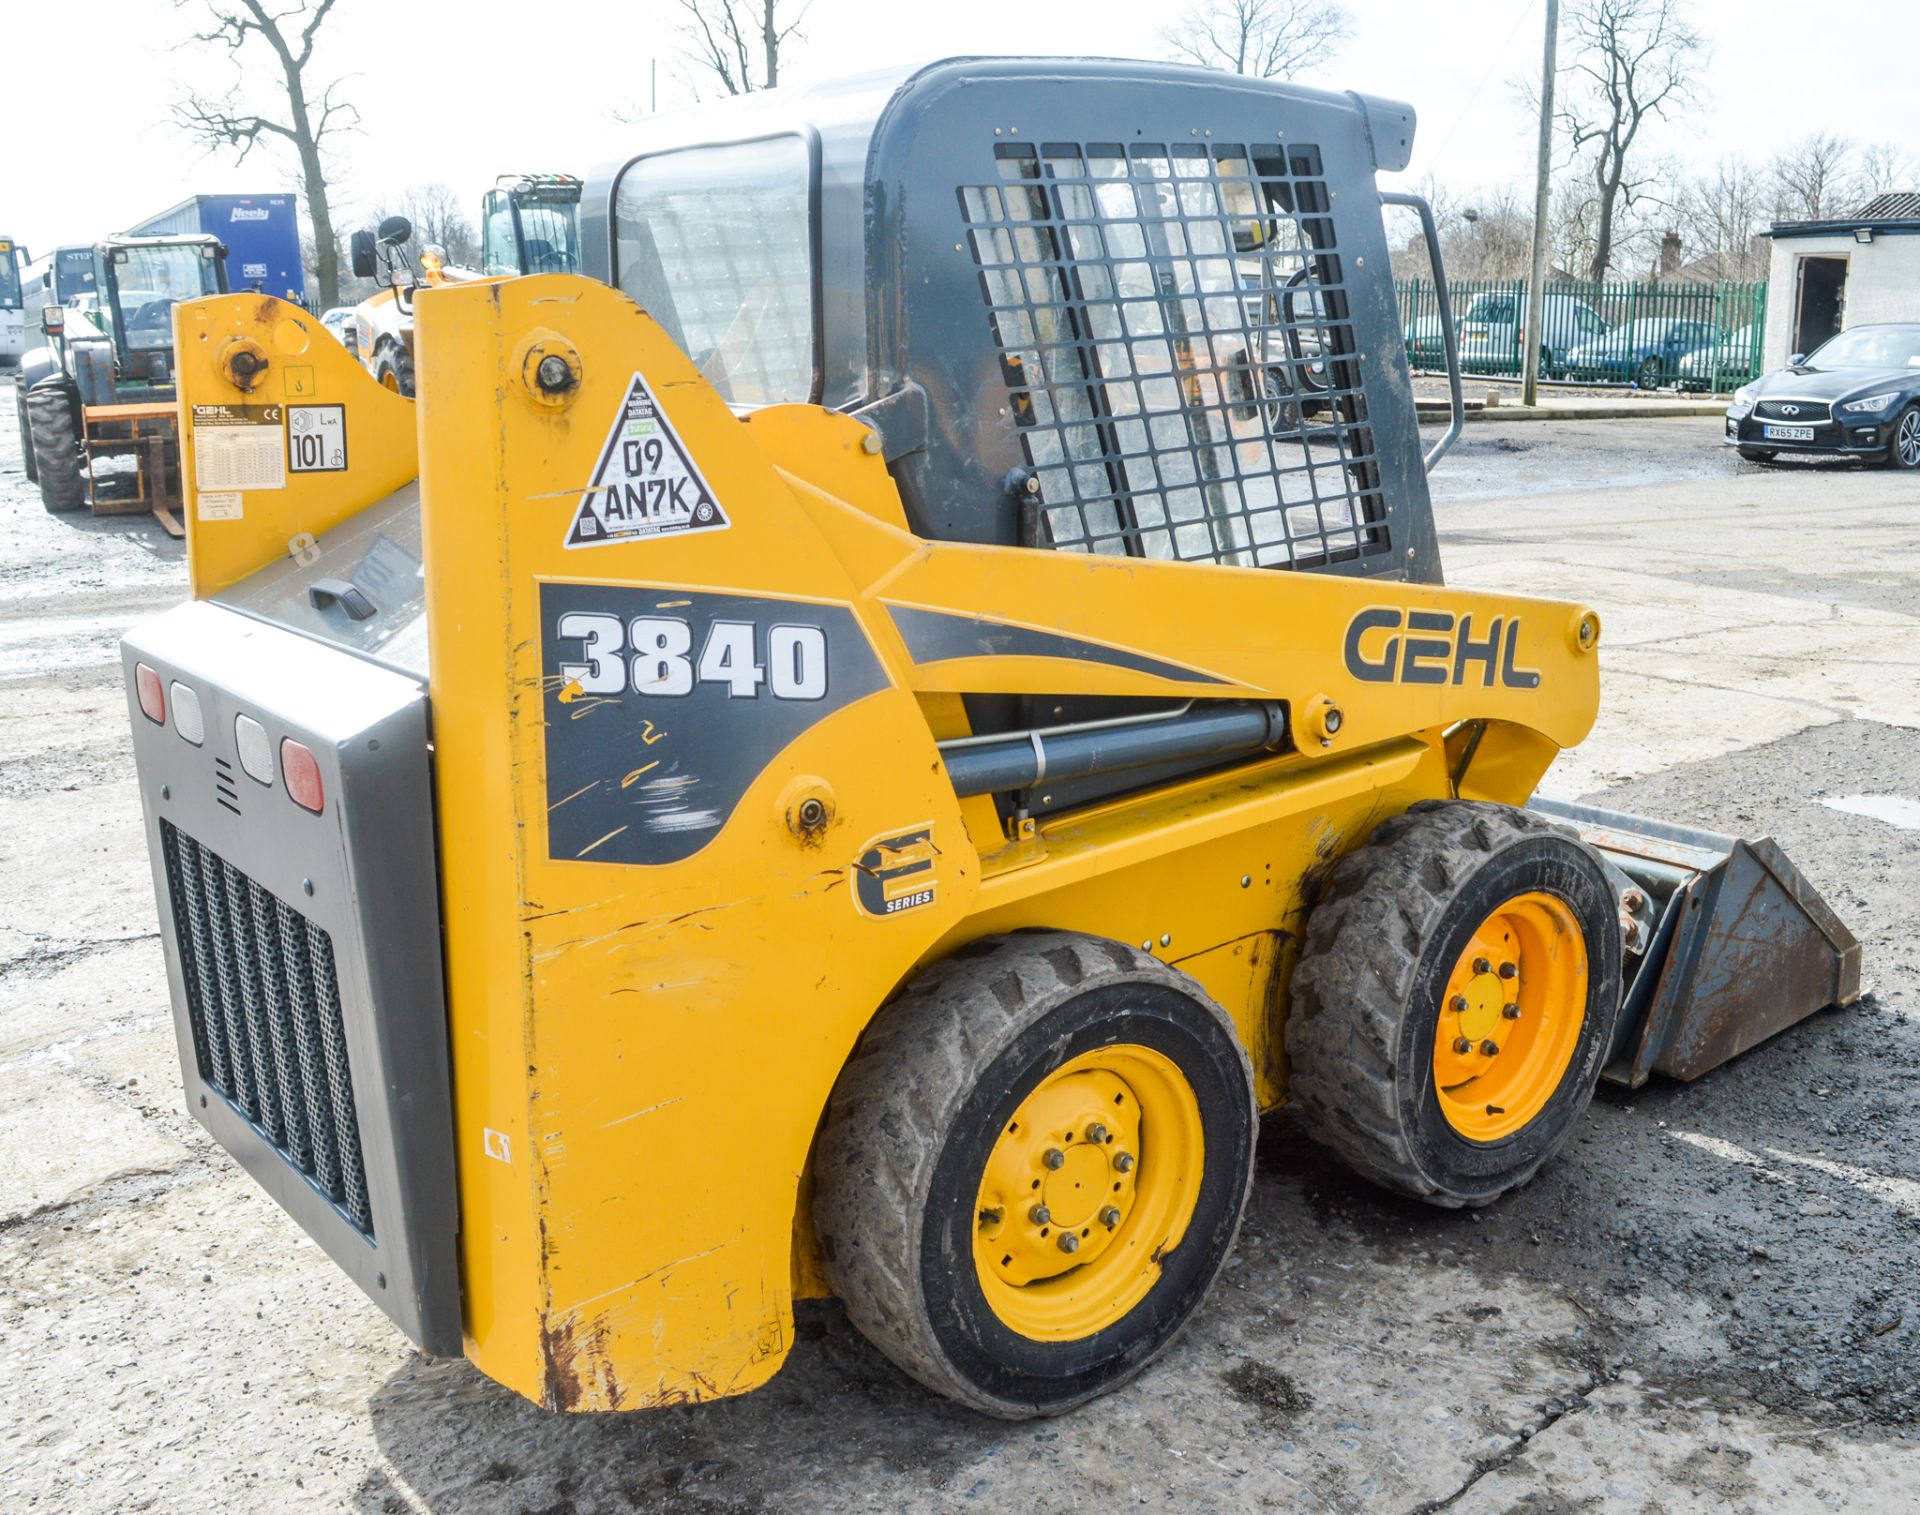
xmin=557 ymin=613 xmax=829 ymax=700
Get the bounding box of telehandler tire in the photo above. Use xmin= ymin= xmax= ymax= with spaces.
xmin=1287 ymin=800 xmax=1622 ymax=1209
xmin=815 ymin=930 xmax=1256 ymax=1418
xmin=27 ymin=383 xmax=87 ymax=514
xmin=373 ymin=341 xmax=415 ymax=398
xmin=15 ymin=381 xmax=37 ymax=484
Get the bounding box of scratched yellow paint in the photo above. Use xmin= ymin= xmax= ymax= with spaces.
xmin=391 ymin=273 xmax=1598 ymax=1410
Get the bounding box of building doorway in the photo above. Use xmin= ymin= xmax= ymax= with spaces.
xmin=1793 ymin=256 xmax=1848 ymax=357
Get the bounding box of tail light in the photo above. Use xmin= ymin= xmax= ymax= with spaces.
xmin=135 ymin=664 xmax=166 ymax=725
xmin=280 ymin=739 xmax=325 ymax=814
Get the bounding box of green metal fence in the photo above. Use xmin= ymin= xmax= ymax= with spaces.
xmin=1396 ymin=278 xmax=1769 ymax=392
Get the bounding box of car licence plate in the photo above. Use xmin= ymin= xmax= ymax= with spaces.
xmin=1763 ymin=424 xmax=1815 ymax=442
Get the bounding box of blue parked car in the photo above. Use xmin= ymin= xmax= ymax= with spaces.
xmin=1566 ymin=318 xmax=1720 ymax=386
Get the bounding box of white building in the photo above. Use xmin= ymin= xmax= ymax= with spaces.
xmin=1764 ymin=193 xmax=1920 ymax=370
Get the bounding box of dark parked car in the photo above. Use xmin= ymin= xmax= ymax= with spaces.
xmin=1566 ymin=318 xmax=1720 ymax=386
xmin=1726 ymin=324 xmax=1920 ymax=469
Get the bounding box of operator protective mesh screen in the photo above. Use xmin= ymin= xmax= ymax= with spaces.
xmin=960 ymin=140 xmax=1389 ymax=568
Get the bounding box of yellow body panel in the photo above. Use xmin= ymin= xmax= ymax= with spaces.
xmin=171 ymin=293 xmax=420 ymax=597
xmin=178 ymin=273 xmax=1601 ymax=1412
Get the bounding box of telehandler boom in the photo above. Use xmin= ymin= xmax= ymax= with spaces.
xmin=126 ymin=59 xmax=1856 ymax=1419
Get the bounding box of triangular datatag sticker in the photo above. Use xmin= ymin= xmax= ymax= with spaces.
xmin=564 ymin=372 xmax=730 ymax=549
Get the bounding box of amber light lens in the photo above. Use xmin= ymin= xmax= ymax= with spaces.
xmin=135 ymin=663 xmax=166 ymax=725
xmin=280 ymin=738 xmax=325 ymax=814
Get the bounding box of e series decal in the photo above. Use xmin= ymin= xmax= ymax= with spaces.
xmin=541 ymin=584 xmax=887 ymax=867
xmin=1343 ymin=608 xmax=1542 ymax=688
xmin=853 ymin=826 xmax=939 ymax=918
xmin=565 ymin=372 xmax=729 ymax=549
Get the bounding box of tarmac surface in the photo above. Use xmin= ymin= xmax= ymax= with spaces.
xmin=1 ymin=386 xmax=1917 ymax=1513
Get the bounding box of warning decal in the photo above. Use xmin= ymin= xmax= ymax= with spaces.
xmin=564 ymin=372 xmax=730 ymax=549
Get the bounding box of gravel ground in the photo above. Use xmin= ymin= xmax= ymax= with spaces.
xmin=1 ymin=387 xmax=1916 ymax=1513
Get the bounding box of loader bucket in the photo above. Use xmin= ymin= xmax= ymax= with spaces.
xmin=1528 ymin=799 xmax=1862 ymax=1089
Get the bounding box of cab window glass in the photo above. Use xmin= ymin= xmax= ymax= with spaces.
xmin=614 ymin=136 xmax=814 ymax=407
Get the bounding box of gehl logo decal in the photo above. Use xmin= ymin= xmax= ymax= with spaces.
xmin=1343 ymin=608 xmax=1542 ymax=688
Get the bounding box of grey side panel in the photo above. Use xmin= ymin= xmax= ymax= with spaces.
xmin=540 ymin=583 xmax=889 ymax=867
xmin=123 ymin=602 xmax=458 ymax=1355
xmin=885 ymin=603 xmax=1232 ymax=685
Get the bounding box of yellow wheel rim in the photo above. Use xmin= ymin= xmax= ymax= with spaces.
xmin=971 ymin=1044 xmax=1204 ymax=1342
xmin=378 ymin=369 xmax=400 ymax=393
xmin=1432 ymin=892 xmax=1588 ymax=1142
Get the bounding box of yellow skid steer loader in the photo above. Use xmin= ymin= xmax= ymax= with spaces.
xmin=127 ymin=59 xmax=1857 ymax=1419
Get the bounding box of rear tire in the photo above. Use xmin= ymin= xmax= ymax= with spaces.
xmin=1636 ymin=356 xmax=1663 ymax=389
xmin=27 ymin=383 xmax=87 ymax=514
xmin=373 ymin=341 xmax=415 ymax=398
xmin=1737 ymin=447 xmax=1777 ymax=464
xmin=15 ymin=381 xmax=36 ymax=484
xmin=1287 ymin=800 xmax=1622 ymax=1209
xmin=814 ymin=930 xmax=1256 ymax=1418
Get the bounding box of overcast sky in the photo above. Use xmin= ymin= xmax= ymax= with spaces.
xmin=5 ymin=0 xmax=1917 ymax=260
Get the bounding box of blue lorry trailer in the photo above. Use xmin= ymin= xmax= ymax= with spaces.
xmin=125 ymin=194 xmax=304 ymax=304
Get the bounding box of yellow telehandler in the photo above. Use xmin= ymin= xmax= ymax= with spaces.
xmin=128 ymin=59 xmax=1856 ymax=1419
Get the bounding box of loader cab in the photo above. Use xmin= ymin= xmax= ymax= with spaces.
xmin=581 ymin=58 xmax=1438 ymax=583
xmin=53 ymin=244 xmax=99 ymax=304
xmin=93 ymin=234 xmax=227 ymax=386
xmin=481 ymin=174 xmax=584 ymax=277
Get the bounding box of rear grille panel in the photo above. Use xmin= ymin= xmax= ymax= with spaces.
xmin=160 ymin=820 xmax=374 ymax=1237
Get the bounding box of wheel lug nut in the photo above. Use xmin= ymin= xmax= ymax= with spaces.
xmin=1029 ymin=1204 xmax=1051 ymax=1225
xmin=1498 ymin=962 xmax=1518 ymax=980
xmin=1473 ymin=957 xmax=1491 ymax=974
xmin=1114 ymin=1152 xmax=1136 ymax=1173
xmin=1453 ymin=1036 xmax=1473 ymax=1054
xmin=1100 ymin=1206 xmax=1122 ymax=1228
xmin=1451 ymin=994 xmax=1470 ymax=1013
xmin=1042 ymin=1147 xmax=1066 ymax=1170
xmin=1085 ymin=1122 xmax=1109 ymax=1144
xmin=1058 ymin=1233 xmax=1080 ymax=1254
xmin=1481 ymin=1040 xmax=1500 ymax=1056
xmin=1502 ymin=1003 xmax=1520 ymax=1020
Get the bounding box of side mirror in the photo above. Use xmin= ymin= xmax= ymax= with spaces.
xmin=41 ymin=305 xmax=64 ymax=335
xmin=349 ymin=229 xmax=377 ymax=280
xmin=376 ymin=215 xmax=413 ymax=248
xmin=1788 ymin=353 xmax=1806 ymax=367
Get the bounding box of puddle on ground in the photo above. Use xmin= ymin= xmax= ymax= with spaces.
xmin=1819 ymin=794 xmax=1920 ymax=832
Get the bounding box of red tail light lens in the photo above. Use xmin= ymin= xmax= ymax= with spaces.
xmin=135 ymin=663 xmax=166 ymax=725
xmin=280 ymin=738 xmax=325 ymax=814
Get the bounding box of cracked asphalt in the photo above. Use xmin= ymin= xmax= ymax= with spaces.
xmin=1 ymin=390 xmax=1916 ymax=1512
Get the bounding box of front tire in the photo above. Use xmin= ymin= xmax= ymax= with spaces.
xmin=1636 ymin=356 xmax=1663 ymax=389
xmin=1876 ymin=405 xmax=1920 ymax=470
xmin=27 ymin=383 xmax=87 ymax=514
xmin=1287 ymin=801 xmax=1622 ymax=1208
xmin=373 ymin=341 xmax=415 ymax=398
xmin=815 ymin=931 xmax=1256 ymax=1418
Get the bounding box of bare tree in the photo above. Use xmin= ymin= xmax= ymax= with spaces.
xmin=679 ymin=0 xmax=808 ymax=95
xmin=1158 ymin=0 xmax=1353 ymax=79
xmin=1857 ymin=141 xmax=1917 ymax=201
xmin=365 ymin=184 xmax=481 ymax=268
xmin=1556 ymin=0 xmax=1704 ymax=279
xmin=173 ymin=0 xmax=356 ymax=309
xmin=1769 ymin=132 xmax=1858 ymax=221
xmin=1676 ymin=156 xmax=1770 ymax=279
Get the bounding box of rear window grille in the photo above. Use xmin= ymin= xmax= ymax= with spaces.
xmin=161 ymin=820 xmax=373 ymax=1237
xmin=960 ymin=139 xmax=1388 ymax=569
